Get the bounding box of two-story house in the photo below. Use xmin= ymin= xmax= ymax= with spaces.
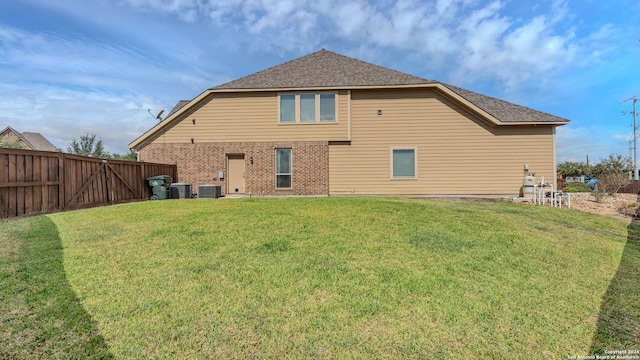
xmin=129 ymin=50 xmax=568 ymax=196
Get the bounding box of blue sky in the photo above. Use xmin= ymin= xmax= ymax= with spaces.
xmin=0 ymin=0 xmax=639 ymax=163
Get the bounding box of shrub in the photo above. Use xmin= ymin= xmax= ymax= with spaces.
xmin=597 ymin=173 xmax=631 ymax=196
xmin=0 ymin=138 xmax=27 ymax=149
xmin=562 ymin=182 xmax=591 ymax=193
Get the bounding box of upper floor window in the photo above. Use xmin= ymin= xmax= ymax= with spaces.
xmin=279 ymin=93 xmax=336 ymax=123
xmin=280 ymin=95 xmax=295 ymax=123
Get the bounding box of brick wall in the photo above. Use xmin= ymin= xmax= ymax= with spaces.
xmin=138 ymin=141 xmax=329 ymax=196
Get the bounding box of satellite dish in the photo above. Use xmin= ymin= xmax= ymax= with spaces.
xmin=148 ymin=109 xmax=165 ymax=121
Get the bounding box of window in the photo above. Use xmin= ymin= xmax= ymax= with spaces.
xmin=392 ymin=148 xmax=416 ymax=178
xmin=280 ymin=94 xmax=295 ymax=123
xmin=276 ymin=148 xmax=292 ymax=189
xmin=320 ymin=94 xmax=336 ymax=121
xmin=278 ymin=93 xmax=336 ymax=123
xmin=300 ymin=94 xmax=316 ymax=122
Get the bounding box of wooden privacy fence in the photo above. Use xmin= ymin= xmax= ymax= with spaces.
xmin=1 ymin=148 xmax=177 ymax=218
xmin=619 ymin=180 xmax=640 ymax=194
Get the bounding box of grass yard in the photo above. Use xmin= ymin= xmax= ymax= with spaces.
xmin=1 ymin=197 xmax=638 ymax=359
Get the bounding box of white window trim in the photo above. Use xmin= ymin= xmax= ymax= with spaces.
xmin=278 ymin=92 xmax=338 ymax=124
xmin=275 ymin=148 xmax=293 ymax=190
xmin=390 ymin=147 xmax=418 ymax=180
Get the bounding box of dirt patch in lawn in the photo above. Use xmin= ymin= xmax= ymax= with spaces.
xmin=565 ymin=193 xmax=640 ymax=223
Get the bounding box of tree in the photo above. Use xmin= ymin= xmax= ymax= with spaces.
xmin=109 ymin=150 xmax=138 ymax=161
xmin=596 ymin=173 xmax=630 ymax=196
xmin=0 ymin=138 xmax=27 ymax=149
xmin=557 ymin=161 xmax=590 ymax=178
xmin=559 ymin=155 xmax=632 ymax=200
xmin=590 ymin=154 xmax=632 ymax=177
xmin=590 ymin=154 xmax=633 ymax=199
xmin=67 ymin=133 xmax=108 ymax=158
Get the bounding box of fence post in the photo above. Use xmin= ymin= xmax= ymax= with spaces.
xmin=58 ymin=152 xmax=65 ymax=212
xmin=103 ymin=159 xmax=111 ymax=204
xmin=140 ymin=161 xmax=146 ymax=199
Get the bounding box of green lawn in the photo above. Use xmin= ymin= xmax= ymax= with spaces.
xmin=1 ymin=197 xmax=638 ymax=359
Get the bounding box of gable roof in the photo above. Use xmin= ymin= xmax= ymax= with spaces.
xmin=442 ymin=84 xmax=569 ymax=124
xmin=20 ymin=132 xmax=57 ymax=151
xmin=0 ymin=126 xmax=19 ymax=138
xmin=214 ymin=49 xmax=434 ymax=89
xmin=0 ymin=126 xmax=57 ymax=151
xmin=166 ymin=100 xmax=191 ymax=118
xmin=130 ymin=50 xmax=569 ymax=149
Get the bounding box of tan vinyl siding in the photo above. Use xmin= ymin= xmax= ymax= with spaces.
xmin=329 ymin=89 xmax=556 ymax=195
xmin=145 ymin=91 xmax=349 ymax=145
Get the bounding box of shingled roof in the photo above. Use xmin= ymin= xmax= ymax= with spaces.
xmin=442 ymin=84 xmax=569 ymax=124
xmin=211 ymin=49 xmax=568 ymax=125
xmin=0 ymin=126 xmax=57 ymax=151
xmin=166 ymin=100 xmax=191 ymax=118
xmin=213 ymin=49 xmax=434 ymax=89
xmin=20 ymin=132 xmax=57 ymax=151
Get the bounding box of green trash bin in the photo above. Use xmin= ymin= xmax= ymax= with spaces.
xmin=147 ymin=175 xmax=172 ymax=200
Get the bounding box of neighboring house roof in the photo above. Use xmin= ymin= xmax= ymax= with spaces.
xmin=1 ymin=126 xmax=16 ymax=139
xmin=20 ymin=132 xmax=57 ymax=151
xmin=0 ymin=126 xmax=20 ymax=138
xmin=130 ymin=50 xmax=569 ymax=149
xmin=0 ymin=126 xmax=57 ymax=151
xmin=214 ymin=49 xmax=434 ymax=90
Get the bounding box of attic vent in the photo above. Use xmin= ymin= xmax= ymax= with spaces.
xmin=198 ymin=184 xmax=221 ymax=199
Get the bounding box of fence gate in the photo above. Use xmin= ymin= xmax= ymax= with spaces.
xmin=1 ymin=148 xmax=177 ymax=218
xmin=63 ymin=159 xmax=140 ymax=210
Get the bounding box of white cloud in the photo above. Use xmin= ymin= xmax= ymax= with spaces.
xmin=450 ymin=3 xmax=589 ymax=90
xmin=556 ymin=125 xmax=631 ymax=164
xmin=0 ymin=25 xmax=137 ymax=82
xmin=117 ymin=0 xmax=205 ymax=22
xmin=548 ymin=0 xmax=570 ymax=24
xmin=0 ymin=82 xmax=167 ymax=154
xmin=108 ymin=0 xmax=614 ymax=91
xmin=44 ymin=6 xmax=617 ymax=91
